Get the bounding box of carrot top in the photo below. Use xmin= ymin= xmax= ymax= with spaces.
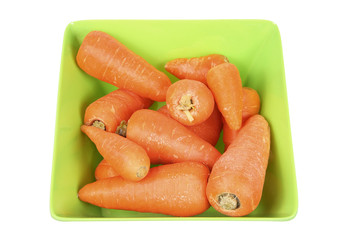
xmin=166 ymin=79 xmax=214 ymax=126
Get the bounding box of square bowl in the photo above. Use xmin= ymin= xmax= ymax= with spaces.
xmin=50 ymin=19 xmax=298 ymax=221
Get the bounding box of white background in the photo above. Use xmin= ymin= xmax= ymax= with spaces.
xmin=1 ymin=0 xmax=359 ymax=239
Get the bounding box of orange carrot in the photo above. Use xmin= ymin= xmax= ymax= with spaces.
xmin=97 ymin=107 xmax=223 ymax=177
xmin=84 ymin=89 xmax=153 ymax=133
xmin=158 ymin=105 xmax=222 ymax=146
xmin=96 ymin=105 xmax=222 ymax=180
xmin=125 ymin=109 xmax=221 ymax=169
xmin=166 ymin=80 xmax=214 ymax=126
xmin=242 ymin=87 xmax=261 ymax=122
xmin=223 ymin=87 xmax=261 ymax=150
xmin=81 ymin=125 xmax=150 ymax=182
xmin=207 ymin=63 xmax=243 ymax=130
xmin=222 ymin=119 xmax=239 ymax=152
xmin=165 ymin=54 xmax=229 ymax=85
xmin=76 ymin=31 xmax=171 ymax=101
xmin=79 ymin=162 xmax=210 ymax=217
xmin=95 ymin=159 xmax=119 ymax=180
xmin=206 ymin=115 xmax=270 ymax=217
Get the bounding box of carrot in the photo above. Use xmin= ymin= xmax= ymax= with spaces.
xmin=78 ymin=162 xmax=210 ymax=217
xmin=158 ymin=105 xmax=222 ymax=146
xmin=95 ymin=105 xmax=222 ymax=180
xmin=166 ymin=80 xmax=214 ymax=126
xmin=222 ymin=119 xmax=240 ymax=152
xmin=84 ymin=89 xmax=153 ymax=133
xmin=95 ymin=159 xmax=119 ymax=180
xmin=96 ymin=105 xmax=222 ymax=179
xmin=76 ymin=31 xmax=171 ymax=101
xmin=81 ymin=125 xmax=150 ymax=182
xmin=165 ymin=54 xmax=229 ymax=85
xmin=206 ymin=63 xmax=243 ymax=130
xmin=206 ymin=115 xmax=270 ymax=217
xmin=124 ymin=109 xmax=221 ymax=169
xmin=242 ymin=87 xmax=261 ymax=122
xmin=222 ymin=87 xmax=261 ymax=150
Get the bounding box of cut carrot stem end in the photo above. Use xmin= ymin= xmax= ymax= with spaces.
xmin=116 ymin=120 xmax=128 ymax=137
xmin=184 ymin=110 xmax=194 ymax=122
xmin=176 ymin=94 xmax=195 ymax=122
xmin=92 ymin=120 xmax=106 ymax=131
xmin=217 ymin=193 xmax=240 ymax=210
xmin=136 ymin=166 xmax=148 ymax=178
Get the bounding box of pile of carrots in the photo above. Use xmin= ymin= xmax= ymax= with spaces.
xmin=76 ymin=31 xmax=270 ymax=217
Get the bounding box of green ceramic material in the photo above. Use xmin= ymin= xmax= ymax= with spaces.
xmin=50 ymin=20 xmax=297 ymax=221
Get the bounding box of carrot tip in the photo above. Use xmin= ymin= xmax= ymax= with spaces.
xmin=217 ymin=193 xmax=240 ymax=210
xmin=92 ymin=120 xmax=106 ymax=131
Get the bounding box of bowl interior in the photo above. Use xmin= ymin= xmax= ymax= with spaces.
xmin=50 ymin=20 xmax=297 ymax=221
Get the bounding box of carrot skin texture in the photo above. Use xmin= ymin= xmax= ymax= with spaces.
xmin=222 ymin=119 xmax=240 ymax=151
xmin=127 ymin=109 xmax=221 ymax=169
xmin=95 ymin=159 xmax=119 ymax=180
xmin=206 ymin=115 xmax=270 ymax=217
xmin=79 ymin=162 xmax=210 ymax=217
xmin=84 ymin=89 xmax=153 ymax=132
xmin=165 ymin=54 xmax=229 ymax=85
xmin=81 ymin=125 xmax=150 ymax=182
xmin=242 ymin=87 xmax=261 ymax=122
xmin=223 ymin=87 xmax=261 ymax=150
xmin=166 ymin=79 xmax=214 ymax=126
xmin=76 ymin=31 xmax=171 ymax=101
xmin=207 ymin=63 xmax=243 ymax=130
xmin=158 ymin=105 xmax=222 ymax=146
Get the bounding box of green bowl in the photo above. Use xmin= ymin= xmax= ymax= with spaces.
xmin=50 ymin=19 xmax=297 ymax=221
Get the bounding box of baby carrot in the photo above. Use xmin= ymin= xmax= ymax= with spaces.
xmin=81 ymin=125 xmax=150 ymax=182
xmin=158 ymin=105 xmax=222 ymax=146
xmin=78 ymin=162 xmax=210 ymax=217
xmin=76 ymin=31 xmax=171 ymax=101
xmin=95 ymin=159 xmax=119 ymax=180
xmin=223 ymin=87 xmax=261 ymax=150
xmin=165 ymin=54 xmax=229 ymax=85
xmin=206 ymin=115 xmax=270 ymax=217
xmin=125 ymin=109 xmax=221 ymax=169
xmin=166 ymin=80 xmax=214 ymax=126
xmin=207 ymin=63 xmax=243 ymax=130
xmin=84 ymin=89 xmax=153 ymax=133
